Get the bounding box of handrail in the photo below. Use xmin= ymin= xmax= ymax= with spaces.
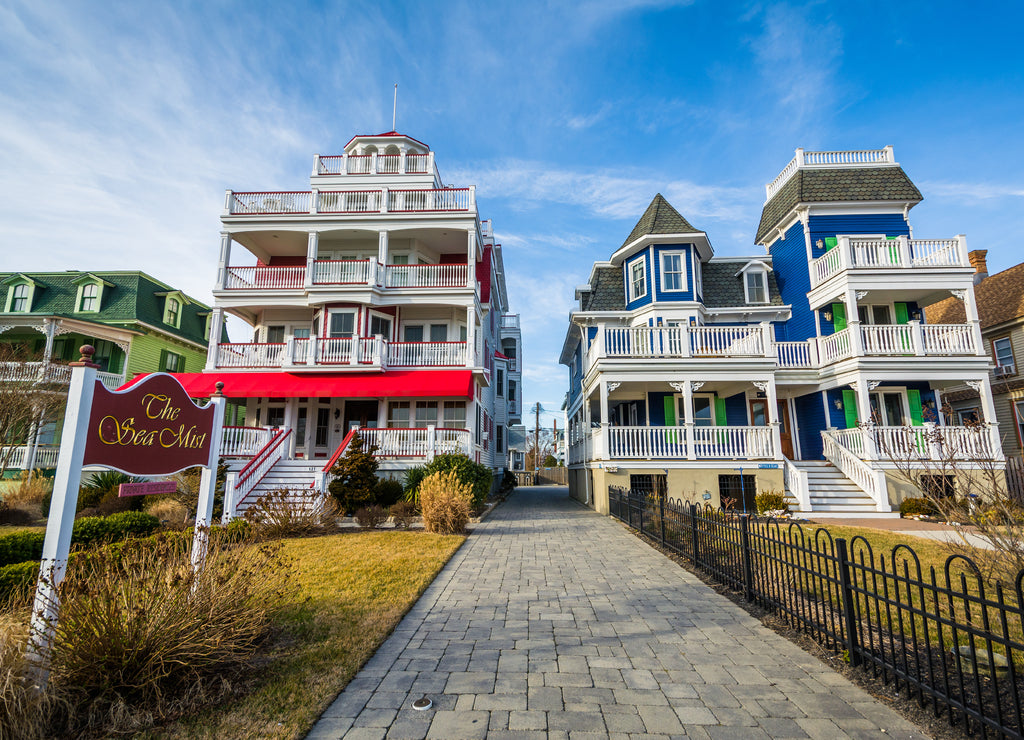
xmin=821 ymin=430 xmax=890 ymax=512
xmin=322 ymin=429 xmax=357 ymax=473
xmin=780 ymin=456 xmax=810 ymax=512
xmin=237 ymin=428 xmax=291 ymax=485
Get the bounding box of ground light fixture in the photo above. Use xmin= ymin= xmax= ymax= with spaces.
xmin=412 ymin=695 xmax=432 ymax=710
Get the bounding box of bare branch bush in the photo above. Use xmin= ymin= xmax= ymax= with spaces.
xmin=243 ymin=488 xmax=339 ymax=539
xmin=0 ymin=345 xmax=67 ymax=479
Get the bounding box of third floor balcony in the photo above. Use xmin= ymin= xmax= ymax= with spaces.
xmin=219 ymin=261 xmax=472 ymax=293
xmin=810 ymin=235 xmax=970 ymax=289
xmin=223 ymin=186 xmax=475 ymax=218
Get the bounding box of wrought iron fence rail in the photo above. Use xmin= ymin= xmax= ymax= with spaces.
xmin=607 ymin=485 xmax=1024 ymax=739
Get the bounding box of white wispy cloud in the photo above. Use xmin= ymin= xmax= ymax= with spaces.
xmin=920 ymin=182 xmax=1024 ymax=200
xmin=567 ymin=102 xmax=614 ymax=131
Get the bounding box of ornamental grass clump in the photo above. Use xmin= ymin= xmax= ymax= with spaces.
xmin=418 ymin=471 xmax=473 ymax=535
xmin=0 ymin=609 xmax=69 ymax=740
xmin=37 ymin=535 xmax=294 ymax=736
xmin=244 ymin=488 xmax=339 ymax=540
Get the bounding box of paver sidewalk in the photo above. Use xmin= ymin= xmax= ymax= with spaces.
xmin=307 ymin=486 xmax=928 ymax=739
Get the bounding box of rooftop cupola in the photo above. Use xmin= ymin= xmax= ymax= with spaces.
xmin=313 ymin=131 xmax=437 ymax=179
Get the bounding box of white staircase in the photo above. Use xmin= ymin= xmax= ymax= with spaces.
xmin=787 ymin=461 xmax=898 ymax=518
xmin=228 ymin=459 xmax=322 ymax=517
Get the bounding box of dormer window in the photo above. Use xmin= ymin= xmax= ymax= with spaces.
xmin=629 ymin=259 xmax=647 ymax=301
xmin=735 ymin=260 xmax=771 ymax=305
xmin=660 ymin=252 xmax=687 ymax=292
xmin=11 ymin=284 xmax=29 ymax=312
xmin=79 ymin=284 xmax=98 ymax=311
xmin=166 ymin=298 xmax=180 ymax=326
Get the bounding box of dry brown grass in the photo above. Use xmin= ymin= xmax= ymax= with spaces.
xmin=244 ymin=489 xmax=340 ymax=540
xmin=2 ymin=472 xmax=51 ymax=507
xmin=418 ymin=471 xmax=473 ymax=535
xmin=143 ymin=498 xmax=191 ymax=525
xmin=0 ymin=609 xmax=66 ymax=740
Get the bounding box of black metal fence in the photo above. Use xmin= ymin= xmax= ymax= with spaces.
xmin=609 ymin=485 xmax=1024 ymax=739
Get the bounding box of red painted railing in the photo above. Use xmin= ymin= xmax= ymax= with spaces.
xmin=232 ymin=428 xmax=292 ymax=506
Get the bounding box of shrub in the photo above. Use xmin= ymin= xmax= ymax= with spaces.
xmin=40 ymin=489 xmax=52 ymax=519
xmin=374 ymin=478 xmax=404 ymax=508
xmin=78 ymin=470 xmax=140 ymax=513
xmin=418 ymin=471 xmax=473 ymax=535
xmin=244 ymin=489 xmax=338 ymax=540
xmin=43 ymin=536 xmax=293 ymax=736
xmin=354 ymin=504 xmax=387 ymax=529
xmin=328 ymin=435 xmax=379 ymax=514
xmin=755 ymin=490 xmax=789 ymax=516
xmin=389 ymin=501 xmax=417 ymax=529
xmin=900 ymin=497 xmax=938 ymax=517
xmin=402 ymin=466 xmax=428 ymax=503
xmin=420 ymin=454 xmax=492 ymax=508
xmin=0 ymin=560 xmax=39 ymax=602
xmin=0 ymin=500 xmax=37 ymax=526
xmin=145 ymin=497 xmax=191 ymax=526
xmin=71 ymin=511 xmax=160 ymax=546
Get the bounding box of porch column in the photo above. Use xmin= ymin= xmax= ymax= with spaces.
xmin=217 ymin=232 xmax=232 ymax=290
xmin=962 ymin=284 xmax=985 ymax=356
xmin=763 ymin=379 xmax=783 ymax=460
xmin=304 ymin=402 xmax=316 ymax=454
xmin=23 ymin=411 xmax=40 ymax=472
xmin=305 ymin=231 xmax=319 ymax=289
xmin=283 ymin=399 xmax=297 ymax=458
xmin=466 ymin=306 xmax=477 ymax=367
xmin=682 ymin=381 xmax=696 ymax=461
xmin=42 ymin=319 xmax=56 ymax=363
xmin=846 ymin=286 xmax=864 ymax=356
xmin=854 ymin=378 xmax=877 ymax=459
xmin=466 ymin=230 xmax=476 ymax=288
xmin=970 ymin=376 xmax=1003 ymax=459
xmin=599 ymin=380 xmax=609 ymax=430
xmin=205 ymin=308 xmax=223 ymax=370
xmin=377 ymin=231 xmax=389 ymax=286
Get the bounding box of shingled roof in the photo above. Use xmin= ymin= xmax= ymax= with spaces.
xmin=756 ymin=168 xmax=923 ymax=244
xmin=580 ymin=266 xmax=625 ymax=311
xmin=621 ymin=194 xmax=701 ymax=249
xmin=701 ymin=262 xmax=785 ymax=308
xmin=926 ymin=262 xmax=1024 ymax=329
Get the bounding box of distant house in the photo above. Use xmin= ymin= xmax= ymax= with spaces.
xmin=561 ymin=147 xmax=1000 ymax=517
xmin=926 ymin=253 xmax=1024 ymax=458
xmin=0 ymin=270 xmax=219 ymax=474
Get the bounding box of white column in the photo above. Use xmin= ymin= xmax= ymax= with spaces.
xmin=466 ymin=230 xmax=477 ymax=288
xmin=599 ymin=380 xmax=609 ymax=429
xmin=908 ymin=320 xmax=924 ymax=356
xmin=466 ymin=306 xmax=476 ymax=367
xmin=42 ymin=319 xmax=57 ymax=363
xmin=305 ymin=231 xmax=319 ymax=288
xmin=846 ymin=286 xmax=864 ymax=356
xmin=217 ymin=232 xmax=233 ymax=290
xmin=283 ymin=399 xmax=297 ymax=458
xmin=854 ymin=378 xmax=877 ymax=459
xmin=764 ymin=379 xmax=783 ymax=460
xmin=963 ymin=284 xmax=985 ymax=355
xmin=683 ymin=381 xmax=695 ymax=461
xmin=205 ymin=308 xmax=224 ymax=370
xmin=377 ymin=230 xmax=389 ymax=271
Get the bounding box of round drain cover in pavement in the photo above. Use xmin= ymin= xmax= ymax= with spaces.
xmin=412 ymin=696 xmax=432 ymax=711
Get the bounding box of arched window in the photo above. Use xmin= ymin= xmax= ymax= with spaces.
xmin=11 ymin=284 xmax=29 ymax=312
xmin=80 ymin=283 xmax=98 ymax=311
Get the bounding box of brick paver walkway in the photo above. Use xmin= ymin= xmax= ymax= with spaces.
xmin=307 ymin=487 xmax=927 ymax=739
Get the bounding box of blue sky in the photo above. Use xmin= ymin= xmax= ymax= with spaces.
xmin=2 ymin=0 xmax=1022 ymax=428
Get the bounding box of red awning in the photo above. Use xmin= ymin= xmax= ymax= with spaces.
xmin=125 ymin=370 xmax=475 ymax=400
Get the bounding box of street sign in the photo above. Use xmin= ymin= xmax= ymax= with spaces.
xmin=118 ymin=481 xmax=177 ymax=497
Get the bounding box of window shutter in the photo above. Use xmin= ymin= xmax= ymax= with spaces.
xmin=832 ymin=303 xmax=847 ymax=331
xmin=907 ymin=389 xmax=923 ymax=426
xmin=823 ymin=237 xmax=838 ymax=251
xmin=841 ymin=390 xmax=859 ymax=428
xmin=894 ymin=302 xmax=909 ymax=325
xmin=714 ymin=397 xmax=727 ymax=426
xmin=158 ymin=349 xmax=168 ymax=373
xmin=663 ymin=396 xmax=676 ymax=426
xmin=176 ymin=354 xmax=185 ymax=373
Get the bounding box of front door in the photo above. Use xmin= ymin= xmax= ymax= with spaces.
xmin=344 ymin=400 xmax=379 ymax=434
xmin=748 ymin=398 xmax=795 ymax=459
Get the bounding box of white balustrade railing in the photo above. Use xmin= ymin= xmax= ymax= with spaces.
xmin=691 ymin=326 xmax=765 ymax=356
xmin=228 ymin=429 xmax=292 ymax=514
xmin=0 ymin=361 xmax=72 ymax=384
xmin=849 ymin=238 xmax=903 ymax=268
xmin=861 ymin=325 xmax=914 ymax=355
xmin=359 ymin=428 xmax=430 ymax=457
xmin=314 ymin=152 xmax=434 ymax=176
xmin=602 ymin=326 xmax=765 ymax=359
xmin=384 ymin=263 xmax=469 ymax=288
xmin=605 ymin=425 xmax=773 ymax=460
xmin=0 ymin=445 xmax=60 ymax=470
xmin=215 ymin=343 xmax=287 ymax=368
xmin=830 ymin=428 xmax=868 ymax=457
xmin=607 ymin=426 xmax=688 ymax=459
xmin=221 ymin=426 xmax=274 ymax=457
xmin=317 ymin=338 xmax=354 ymax=365
xmin=781 ymin=456 xmax=810 ymax=512
xmin=345 ymin=155 xmax=372 ymax=174
xmin=97 ymin=372 xmax=124 ymax=389
xmin=870 ymin=425 xmax=995 ymax=461
xmin=388 ymin=187 xmax=472 ymax=212
xmin=821 ymin=430 xmax=889 ymax=511
xmin=406 ymin=153 xmax=430 ymax=173
xmin=230 ymin=191 xmax=311 ymax=214
xmin=921 ymin=324 xmax=975 ymax=355
xmin=318 ymin=190 xmax=383 ymax=213
xmin=387 ymin=342 xmax=467 ymax=367
xmin=692 ymin=426 xmax=774 ymax=459
xmin=774 ymin=341 xmax=813 ymax=368
xmin=435 ymin=428 xmax=472 ymax=455
xmin=810 ymin=235 xmax=969 ymax=287
xmin=312 ymin=259 xmax=374 ymax=285
xmin=224 ymin=266 xmax=305 ymax=290
xmin=377 ymin=154 xmax=400 ymax=174
xmin=819 ymin=329 xmax=853 ymax=364
xmin=910 ymin=238 xmax=965 ymax=267
xmin=501 ymin=314 xmax=520 ymax=329
xmin=812 ymin=246 xmax=844 ymax=284
xmin=766 ymin=147 xmax=895 ymax=200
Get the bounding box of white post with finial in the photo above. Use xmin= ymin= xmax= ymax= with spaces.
xmin=392 ymin=83 xmax=398 ymax=132
xmin=191 ymin=381 xmax=226 ymax=573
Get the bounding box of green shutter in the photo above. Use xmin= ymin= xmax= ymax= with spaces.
xmin=908 ymin=390 xmax=923 ymax=426
xmin=175 ymin=353 xmax=185 ymax=373
xmin=663 ymin=396 xmax=676 ymax=426
xmin=886 ymin=235 xmax=900 ymax=263
xmin=832 ymin=303 xmax=847 ymax=331
xmin=894 ymin=302 xmax=909 ymax=325
xmin=842 ymin=390 xmax=859 ymax=428
xmin=824 ymin=237 xmax=838 ymax=251
xmin=158 ymin=349 xmax=167 ymax=373
xmin=714 ymin=397 xmax=727 ymax=426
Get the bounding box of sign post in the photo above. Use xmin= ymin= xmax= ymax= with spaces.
xmin=27 ymin=347 xmax=224 ymax=685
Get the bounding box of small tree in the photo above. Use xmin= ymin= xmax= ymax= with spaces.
xmin=0 ymin=345 xmax=68 ymax=478
xmin=328 ymin=434 xmax=379 ymax=514
xmin=542 ymin=454 xmax=558 ymax=468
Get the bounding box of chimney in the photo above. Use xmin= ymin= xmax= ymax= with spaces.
xmin=968 ymin=249 xmax=988 ymax=284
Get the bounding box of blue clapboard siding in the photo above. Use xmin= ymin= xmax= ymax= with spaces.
xmin=725 ymin=393 xmax=748 ymax=426
xmin=624 ymin=251 xmax=654 ymax=309
xmin=768 ymin=222 xmax=815 ymax=341
xmin=808 ymin=214 xmax=910 ymax=260
xmin=795 ymin=392 xmax=827 ymax=459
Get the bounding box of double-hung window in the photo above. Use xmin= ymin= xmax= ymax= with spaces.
xmin=328 ymin=311 xmax=355 ymax=338
xmin=80 ymin=284 xmax=98 ymax=311
xmin=661 ymin=252 xmax=686 ymax=292
xmin=11 ymin=284 xmax=29 ymax=312
xmin=629 ymin=259 xmax=647 ymax=301
xmin=993 ymin=337 xmax=1015 ymax=372
xmin=745 ymin=271 xmax=767 ymax=303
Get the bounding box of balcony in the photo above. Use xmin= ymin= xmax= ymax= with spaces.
xmin=766 ymin=147 xmax=895 ymax=201
xmin=828 ymin=424 xmax=998 ymax=462
xmin=221 ymin=261 xmax=471 ymax=292
xmin=818 ymin=323 xmax=977 ymax=365
xmin=810 ymin=236 xmax=969 ymax=288
xmin=0 ymin=361 xmax=124 ymax=389
xmin=594 ymin=425 xmax=776 ymax=461
xmin=314 ymin=152 xmax=435 ymax=176
xmin=586 ymin=326 xmax=772 ymax=369
xmin=211 ymin=339 xmax=473 ymax=371
xmin=224 ymin=186 xmax=475 ymax=216
xmin=359 ymin=427 xmax=471 ymax=458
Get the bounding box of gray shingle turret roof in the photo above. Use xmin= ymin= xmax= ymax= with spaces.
xmin=580 ymin=267 xmax=625 ymax=311
xmin=621 ymin=194 xmax=701 ymax=249
xmin=755 ymin=167 xmax=923 ymax=243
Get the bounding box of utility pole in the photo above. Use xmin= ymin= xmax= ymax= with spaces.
xmin=552 ymin=417 xmax=558 ymax=463
xmin=534 ymin=401 xmax=541 ymax=471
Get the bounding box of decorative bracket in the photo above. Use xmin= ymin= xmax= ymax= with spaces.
xmin=965 ymin=380 xmax=983 ymax=393
xmin=752 ymin=381 xmax=771 ymax=393
xmin=855 ymin=290 xmax=869 ymax=300
xmin=867 ymin=380 xmax=882 ymax=391
xmin=668 ymin=382 xmax=687 ymax=393
xmin=690 ymin=381 xmax=705 ymax=392
xmin=951 ymin=289 xmax=967 ymax=301
xmin=606 ymin=382 xmax=620 ymax=393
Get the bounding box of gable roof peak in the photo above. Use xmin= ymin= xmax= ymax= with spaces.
xmin=621 ymin=194 xmax=701 ymax=249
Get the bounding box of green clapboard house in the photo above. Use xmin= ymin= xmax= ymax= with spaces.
xmin=0 ymin=270 xmax=226 ymax=474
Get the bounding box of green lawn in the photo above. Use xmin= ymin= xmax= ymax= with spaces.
xmin=148 ymin=530 xmax=465 ymax=739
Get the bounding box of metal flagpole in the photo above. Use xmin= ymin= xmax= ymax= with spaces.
xmin=392 ymin=84 xmax=398 ymax=131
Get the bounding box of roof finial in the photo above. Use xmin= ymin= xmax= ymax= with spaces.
xmin=392 ymin=83 xmax=398 ymax=132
